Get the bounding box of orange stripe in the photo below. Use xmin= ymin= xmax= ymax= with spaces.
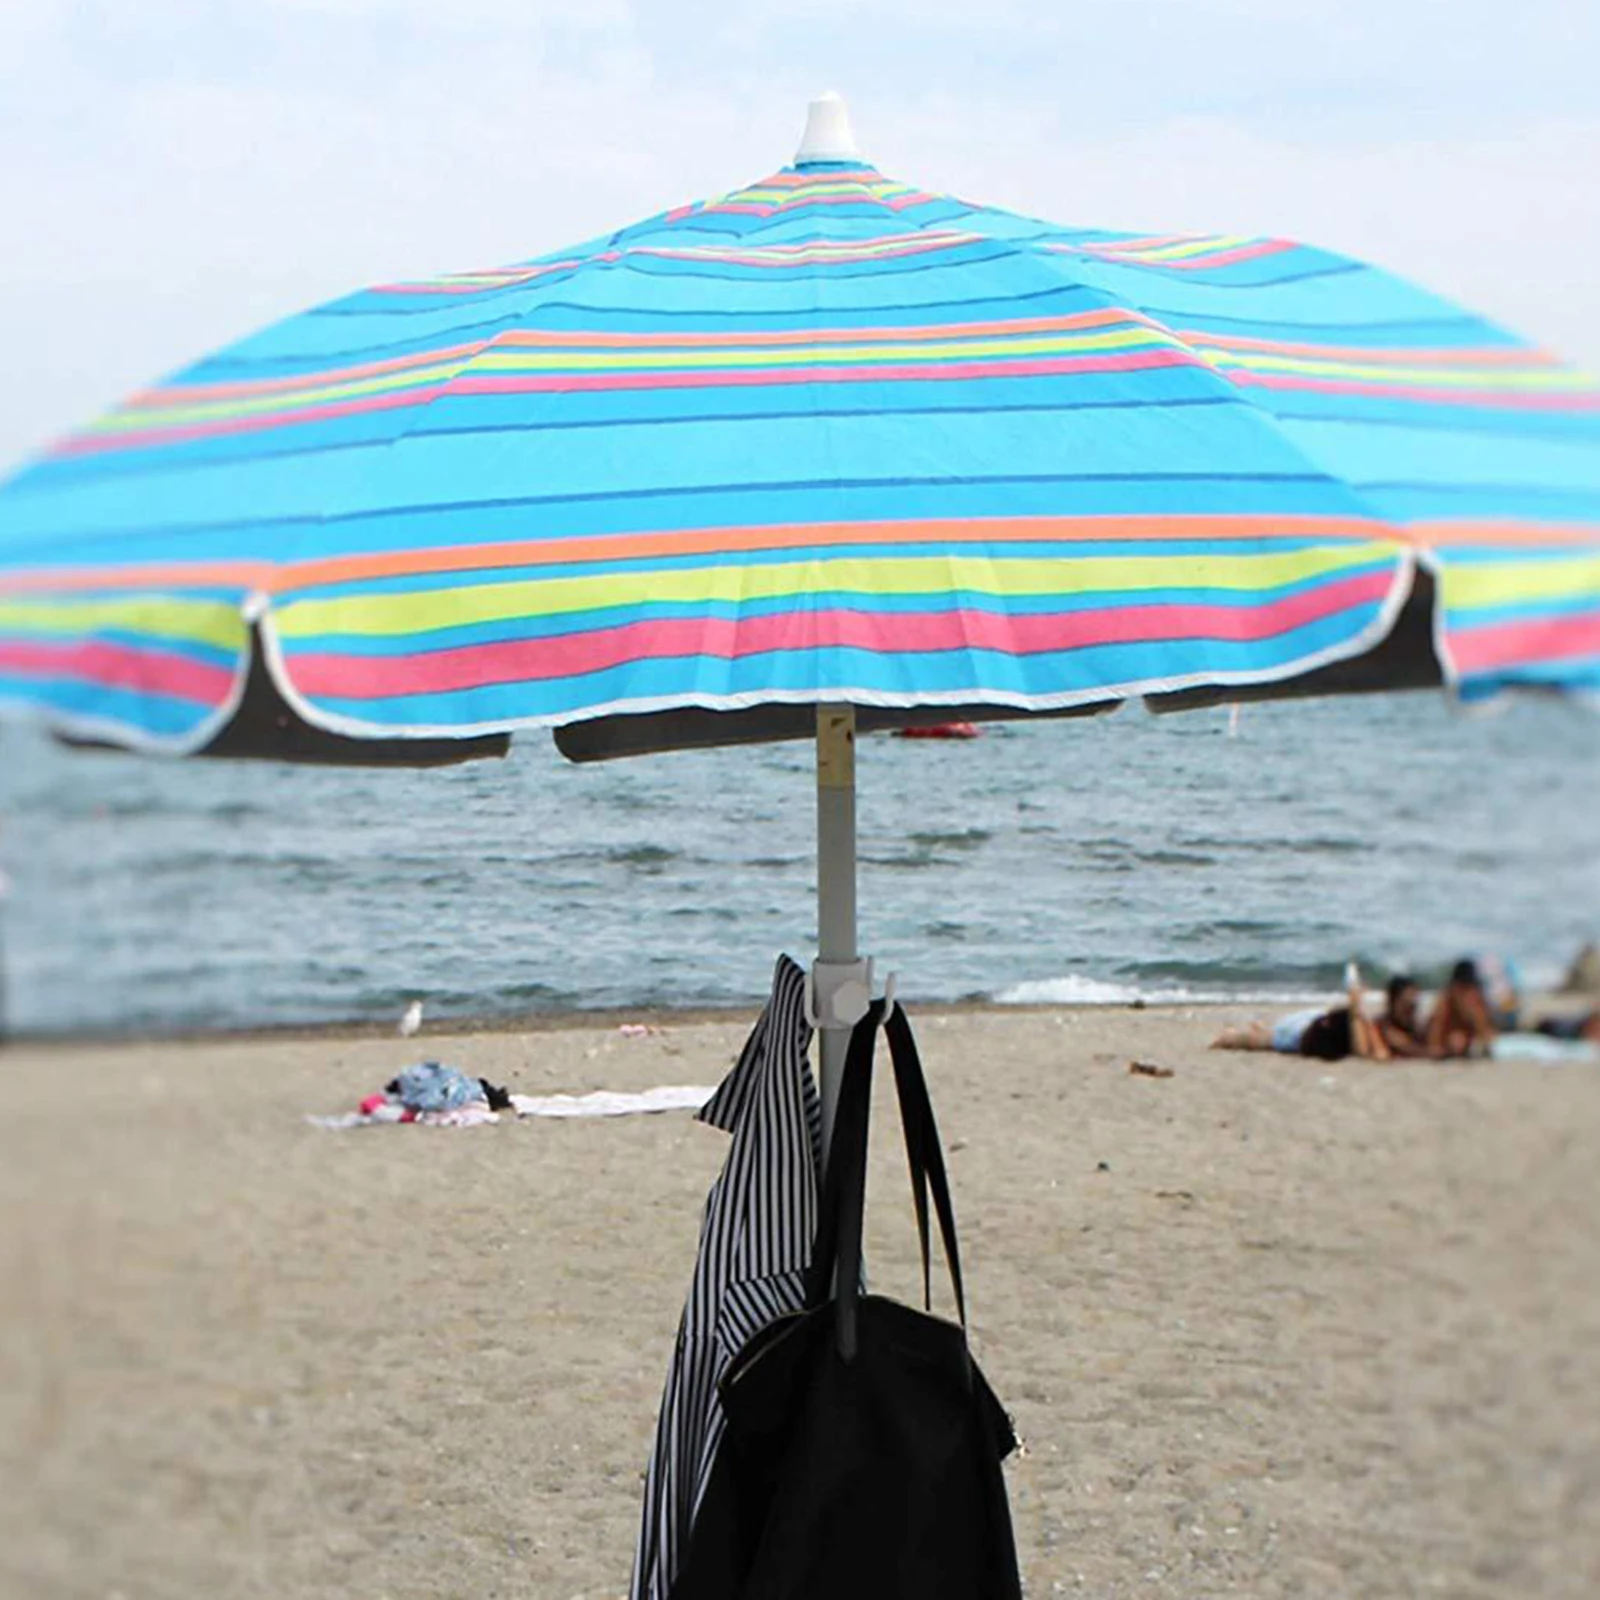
xmin=0 ymin=559 xmax=275 ymax=597
xmin=270 ymin=514 xmax=1405 ymax=593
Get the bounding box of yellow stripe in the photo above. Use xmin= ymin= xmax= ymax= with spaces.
xmin=0 ymin=595 xmax=248 ymax=650
xmin=659 ymin=234 xmax=959 ymax=261
xmin=275 ymin=544 xmax=1392 ymax=640
xmin=470 ymin=327 xmax=1179 ymax=373
xmin=100 ymin=358 xmax=476 ymax=432
xmin=1441 ymin=554 xmax=1600 ymax=608
xmin=1203 ymin=350 xmax=1595 ymax=390
xmin=1116 ymin=236 xmax=1251 ymax=262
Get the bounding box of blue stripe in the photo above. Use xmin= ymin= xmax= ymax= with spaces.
xmin=1458 ymin=660 xmax=1600 ymax=699
xmin=1381 ymin=484 xmax=1600 ymax=523
xmin=1438 ymin=546 xmax=1600 ymax=567
xmin=1135 ymin=310 xmax=1498 ymax=346
xmin=0 ymin=676 xmax=218 ymax=736
xmin=1281 ymin=418 xmax=1600 ymax=495
xmin=1266 ymin=400 xmax=1600 ymax=443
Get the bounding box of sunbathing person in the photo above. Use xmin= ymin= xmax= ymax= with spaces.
xmin=1212 ymin=968 xmax=1391 ymax=1062
xmin=1376 ymin=975 xmax=1430 ymax=1058
xmin=1535 ymin=1009 xmax=1600 ymax=1044
xmin=1426 ymin=959 xmax=1498 ymax=1059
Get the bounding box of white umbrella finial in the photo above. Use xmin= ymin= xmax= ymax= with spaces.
xmin=795 ymin=91 xmax=859 ymax=165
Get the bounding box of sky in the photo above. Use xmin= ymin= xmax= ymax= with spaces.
xmin=2 ymin=0 xmax=1598 ymax=465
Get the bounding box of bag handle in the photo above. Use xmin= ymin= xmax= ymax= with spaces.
xmin=806 ymin=1002 xmax=969 ymax=1361
xmin=804 ymin=1001 xmax=881 ymax=1358
xmin=884 ymin=1003 xmax=968 ymax=1329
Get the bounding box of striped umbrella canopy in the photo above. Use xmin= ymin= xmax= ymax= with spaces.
xmin=2 ymin=97 xmax=1597 ymax=768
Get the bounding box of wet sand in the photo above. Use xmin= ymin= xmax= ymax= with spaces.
xmin=2 ymin=1005 xmax=1598 ymax=1599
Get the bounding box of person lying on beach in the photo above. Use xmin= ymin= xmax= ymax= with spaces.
xmin=1426 ymin=959 xmax=1498 ymax=1059
xmin=1535 ymin=1009 xmax=1600 ymax=1044
xmin=1376 ymin=975 xmax=1430 ymax=1058
xmin=1211 ymin=970 xmax=1390 ymax=1062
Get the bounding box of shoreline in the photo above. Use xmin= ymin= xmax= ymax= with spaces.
xmin=9 ymin=985 xmax=1592 ymax=1052
xmin=0 ymin=993 xmax=1345 ymax=1052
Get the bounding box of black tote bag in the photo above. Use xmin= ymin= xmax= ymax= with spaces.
xmin=669 ymin=1001 xmax=1022 ymax=1600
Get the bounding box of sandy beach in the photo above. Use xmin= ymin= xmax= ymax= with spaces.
xmin=3 ymin=1003 xmax=1598 ymax=1600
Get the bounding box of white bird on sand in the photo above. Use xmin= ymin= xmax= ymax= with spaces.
xmin=398 ymin=1000 xmax=424 ymax=1038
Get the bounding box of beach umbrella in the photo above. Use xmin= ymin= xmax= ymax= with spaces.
xmin=1 ymin=93 xmax=1597 ymax=1126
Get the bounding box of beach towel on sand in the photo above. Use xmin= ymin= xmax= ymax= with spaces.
xmin=1490 ymin=1033 xmax=1599 ymax=1064
xmin=310 ymin=1084 xmax=721 ymax=1129
xmin=511 ymin=1086 xmax=716 ymax=1118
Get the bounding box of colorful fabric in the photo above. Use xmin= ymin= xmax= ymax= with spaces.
xmin=1 ymin=159 xmax=1596 ymax=750
xmin=389 ymin=1060 xmax=484 ymax=1112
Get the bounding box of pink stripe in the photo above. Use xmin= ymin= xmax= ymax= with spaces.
xmin=284 ymin=568 xmax=1394 ymax=700
xmin=1449 ymin=611 xmax=1600 ymax=674
xmin=1226 ymin=370 xmax=1600 ymax=410
xmin=0 ymin=639 xmax=236 ymax=704
xmin=743 ymin=170 xmax=888 ymax=189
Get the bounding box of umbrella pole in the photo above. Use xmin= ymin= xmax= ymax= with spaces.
xmin=815 ymin=704 xmax=861 ymax=1158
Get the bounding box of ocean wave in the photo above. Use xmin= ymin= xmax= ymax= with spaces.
xmin=993 ymin=973 xmax=1335 ymax=1007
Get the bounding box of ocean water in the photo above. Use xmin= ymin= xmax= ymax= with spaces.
xmin=0 ymin=694 xmax=1597 ymax=1036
